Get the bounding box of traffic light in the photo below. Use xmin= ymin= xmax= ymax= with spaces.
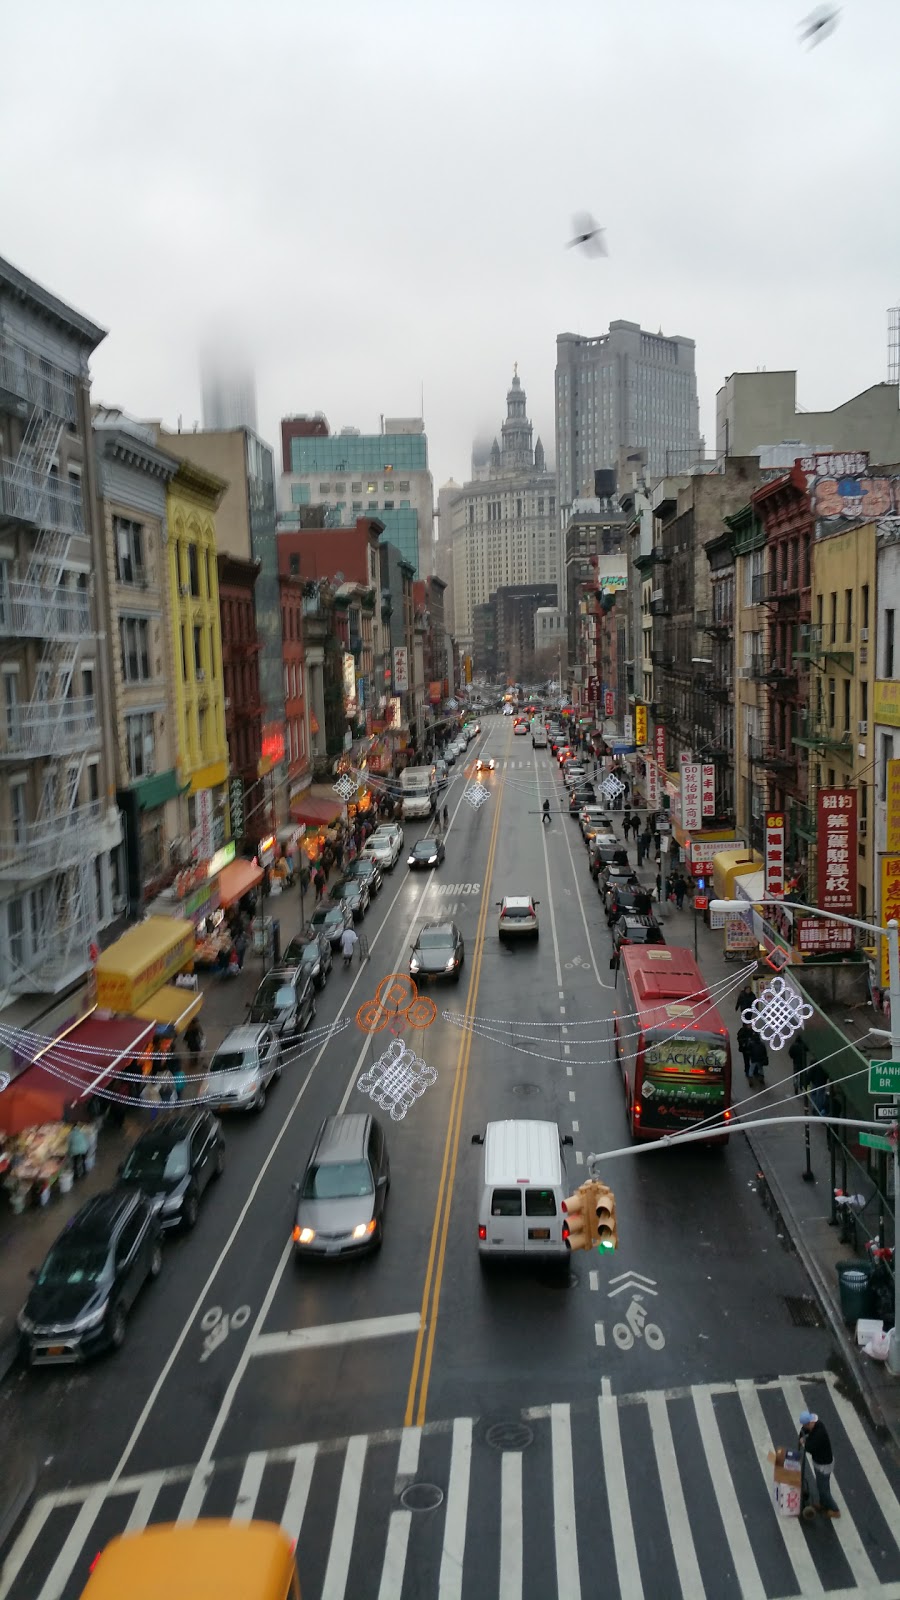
xmin=592 ymin=1182 xmax=618 ymax=1252
xmin=561 ymin=1189 xmax=591 ymax=1251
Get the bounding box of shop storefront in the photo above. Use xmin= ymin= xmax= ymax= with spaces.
xmin=291 ymin=789 xmax=345 ymax=867
xmin=195 ymin=855 xmax=265 ymax=969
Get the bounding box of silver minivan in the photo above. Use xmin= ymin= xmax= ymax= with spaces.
xmin=293 ymin=1113 xmax=390 ymax=1258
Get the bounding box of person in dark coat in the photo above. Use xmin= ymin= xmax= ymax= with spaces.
xmin=798 ymin=1412 xmax=840 ymax=1518
xmin=736 ymin=1022 xmax=755 ymax=1080
xmin=748 ymin=1032 xmax=768 ymax=1084
xmin=788 ymin=1033 xmax=811 ymax=1081
xmin=735 ymin=984 xmax=756 ymax=1016
xmin=314 ymin=866 xmax=326 ymax=901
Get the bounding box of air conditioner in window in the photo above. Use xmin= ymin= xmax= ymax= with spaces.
xmin=860 ymin=627 xmax=868 ymax=642
xmin=840 ymin=729 xmax=852 ymax=745
xmin=858 ymin=720 xmax=868 ymax=735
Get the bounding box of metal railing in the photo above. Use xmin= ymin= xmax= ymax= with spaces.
xmin=0 ymin=579 xmax=90 ymax=640
xmin=0 ymin=457 xmax=85 ymax=535
xmin=0 ymin=336 xmax=78 ymax=423
xmin=0 ymin=695 xmax=98 ymax=758
xmin=0 ymin=799 xmax=105 ymax=878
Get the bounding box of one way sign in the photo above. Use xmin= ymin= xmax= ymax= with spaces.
xmin=874 ymin=1103 xmax=899 ymax=1122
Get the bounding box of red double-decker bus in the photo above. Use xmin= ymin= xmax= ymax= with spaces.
xmin=613 ymin=945 xmax=732 ymax=1146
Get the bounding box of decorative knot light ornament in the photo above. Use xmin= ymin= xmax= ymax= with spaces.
xmin=463 ymin=782 xmax=489 ymax=810
xmin=599 ymin=774 xmax=625 ymax=803
xmin=357 ymin=1037 xmax=437 ymax=1121
xmin=742 ymin=976 xmax=813 ymax=1050
xmin=333 ymin=774 xmax=357 ymax=802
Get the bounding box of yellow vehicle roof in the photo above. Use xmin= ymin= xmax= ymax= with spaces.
xmin=80 ymin=1521 xmax=298 ymax=1600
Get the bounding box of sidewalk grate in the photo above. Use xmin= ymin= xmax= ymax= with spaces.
xmin=784 ymin=1294 xmax=824 ymax=1328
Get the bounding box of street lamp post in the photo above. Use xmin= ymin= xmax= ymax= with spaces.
xmin=711 ymin=896 xmax=900 ymax=1376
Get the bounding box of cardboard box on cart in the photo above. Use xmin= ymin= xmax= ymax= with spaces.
xmin=768 ymin=1447 xmax=803 ymax=1516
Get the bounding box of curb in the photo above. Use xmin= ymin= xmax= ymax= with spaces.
xmin=743 ymin=1118 xmax=899 ymax=1451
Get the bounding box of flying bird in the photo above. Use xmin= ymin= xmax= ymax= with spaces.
xmin=567 ymin=212 xmax=608 ymax=258
xmin=799 ymin=6 xmax=840 ymax=46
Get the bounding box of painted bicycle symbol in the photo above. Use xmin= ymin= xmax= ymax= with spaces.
xmin=356 ymin=972 xmax=437 ymax=1034
xmin=612 ymin=1294 xmax=665 ymax=1351
xmin=199 ymin=1302 xmax=250 ymax=1361
xmin=564 ymin=956 xmax=588 ymax=970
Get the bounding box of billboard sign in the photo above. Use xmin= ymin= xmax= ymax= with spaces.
xmin=764 ymin=812 xmax=786 ymax=900
xmin=701 ymin=764 xmax=716 ymax=817
xmin=634 ymin=704 xmax=648 ymax=746
xmin=393 ymin=646 xmax=409 ymax=693
xmin=817 ymin=788 xmax=856 ymax=914
xmin=681 ymin=763 xmax=701 ymax=831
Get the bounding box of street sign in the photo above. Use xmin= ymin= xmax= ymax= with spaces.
xmin=860 ymin=1131 xmax=896 ymax=1153
xmin=874 ymin=1103 xmax=899 ymax=1122
xmin=868 ymin=1060 xmax=900 ymax=1096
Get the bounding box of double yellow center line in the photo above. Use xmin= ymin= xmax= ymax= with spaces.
xmin=404 ymin=735 xmax=509 ymax=1427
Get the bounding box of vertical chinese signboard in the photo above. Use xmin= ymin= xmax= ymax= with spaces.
xmin=764 ymin=812 xmax=786 ymax=900
xmin=880 ymin=855 xmax=900 ymax=988
xmin=634 ymin=704 xmax=648 ymax=747
xmin=681 ymin=763 xmax=701 ymax=830
xmin=604 ymin=690 xmax=614 ymax=717
xmin=701 ymin=764 xmax=716 ymax=818
xmin=393 ymin=647 xmax=409 ymax=693
xmin=646 ymin=752 xmax=659 ymax=808
xmin=817 ymin=788 xmax=856 ymax=914
xmin=655 ymin=725 xmax=666 ymax=776
xmin=887 ymin=759 xmax=900 ymax=853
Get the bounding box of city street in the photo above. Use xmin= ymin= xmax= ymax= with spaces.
xmin=2 ymin=716 xmax=900 ymax=1600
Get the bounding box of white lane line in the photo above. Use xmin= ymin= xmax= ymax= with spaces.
xmin=177 ymin=1461 xmax=216 ymax=1525
xmin=598 ymin=1393 xmax=643 ymax=1598
xmin=397 ymin=1425 xmax=422 ymax=1480
xmin=646 ymin=1391 xmax=705 ymax=1599
xmin=569 ymin=1090 xmax=576 ymax=1101
xmin=558 ymin=989 xmax=564 ymax=999
xmin=251 ymin=1312 xmax=421 ymax=1356
xmin=825 ymin=1370 xmax=900 ymax=1537
xmin=691 ymin=1386 xmax=765 ymax=1600
xmin=781 ymin=1377 xmax=878 ymax=1589
xmin=566 ymin=1063 xmax=573 ymax=1074
xmin=551 ymin=1404 xmax=581 ymax=1599
xmin=736 ymin=1379 xmax=822 ymax=1596
xmin=322 ymin=1435 xmax=368 ymax=1600
xmin=571 ymin=1119 xmax=579 ymax=1132
xmin=563 ymin=1044 xmax=571 ymax=1056
xmin=595 ymin=1322 xmax=606 ymax=1346
xmin=0 ymin=1498 xmax=53 ymax=1600
xmin=576 ymin=1150 xmax=583 ymax=1164
xmin=499 ymin=1450 xmax=523 ymax=1600
xmin=589 ymin=1270 xmax=599 ymax=1291
xmin=601 ymin=1377 xmax=612 ymax=1396
xmin=439 ymin=1416 xmax=473 ymax=1600
xmin=379 ymin=1427 xmax=422 ymax=1597
xmin=124 ymin=1473 xmax=165 ymax=1533
xmin=233 ymin=1452 xmax=266 ymax=1521
xmin=280 ymin=1445 xmax=317 ymax=1544
xmin=557 ymin=796 xmax=616 ymax=991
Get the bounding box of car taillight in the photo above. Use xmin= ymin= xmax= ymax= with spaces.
xmin=561 ymin=1221 xmax=570 ymax=1242
xmin=478 ymin=1225 xmax=487 ymax=1240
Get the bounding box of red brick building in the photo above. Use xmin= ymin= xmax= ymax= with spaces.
xmin=217 ymin=553 xmax=263 ymax=843
xmin=277 ymin=516 xmax=383 ymax=593
xmin=280 ymin=569 xmax=309 ymax=797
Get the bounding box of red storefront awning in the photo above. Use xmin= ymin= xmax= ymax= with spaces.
xmin=0 ymin=1016 xmax=156 ymax=1135
xmin=290 ymin=796 xmax=343 ymax=828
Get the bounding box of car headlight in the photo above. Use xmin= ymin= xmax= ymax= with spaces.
xmin=72 ymin=1301 xmax=108 ymax=1332
xmin=352 ymin=1220 xmax=377 ymax=1239
xmin=293 ymin=1225 xmax=316 ymax=1244
xmin=17 ymin=1311 xmax=34 ymax=1333
xmin=427 ymin=855 xmax=437 ymax=865
xmin=408 ymin=855 xmax=415 ymax=865
xmin=410 ymin=957 xmax=421 ymax=972
xmin=161 ymin=1194 xmax=184 ymax=1215
xmin=445 ymin=957 xmax=457 ymax=971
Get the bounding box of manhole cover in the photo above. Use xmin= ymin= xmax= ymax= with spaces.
xmin=400 ymin=1482 xmax=444 ymax=1513
xmin=485 ymin=1421 xmax=534 ymax=1452
xmin=784 ymin=1295 xmax=824 ymax=1328
xmin=511 ymin=1082 xmax=542 ymax=1097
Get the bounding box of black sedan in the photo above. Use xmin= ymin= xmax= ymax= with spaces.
xmin=407 ymin=836 xmax=445 ymax=870
xmin=343 ymin=855 xmax=383 ymax=895
xmin=604 ymin=881 xmax=653 ymax=922
xmin=611 ymin=913 xmax=665 ymax=959
xmin=284 ymin=929 xmax=333 ymax=989
xmin=330 ymin=877 xmax=370 ymax=920
xmin=569 ymin=785 xmax=597 ymax=813
xmin=117 ymin=1110 xmax=225 ymax=1230
xmin=248 ymin=964 xmax=317 ymax=1035
xmin=409 ymin=921 xmax=465 ymax=982
xmin=308 ymin=899 xmax=354 ymax=947
xmin=18 ymin=1191 xmax=162 ymax=1364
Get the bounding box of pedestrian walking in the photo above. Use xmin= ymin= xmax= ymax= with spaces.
xmin=748 ymin=1032 xmax=768 ymax=1085
xmin=340 ymin=925 xmax=359 ymax=967
xmin=185 ymin=1016 xmax=205 ymax=1072
xmin=737 ymin=1022 xmax=755 ymax=1081
xmin=673 ymin=873 xmax=687 ymax=910
xmin=798 ymin=1412 xmax=841 ymax=1518
xmin=155 ymin=1064 xmax=176 ymax=1105
xmin=788 ymin=1032 xmax=811 ymax=1082
xmin=806 ymin=1061 xmax=829 ymax=1116
xmin=234 ymin=928 xmax=248 ymax=969
xmin=68 ymin=1122 xmax=89 ymax=1180
xmin=314 ymin=866 xmax=326 ymax=901
xmin=735 ymin=983 xmax=756 ymax=1016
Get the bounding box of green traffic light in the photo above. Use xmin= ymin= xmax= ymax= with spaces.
xmin=597 ymin=1239 xmax=616 ymax=1251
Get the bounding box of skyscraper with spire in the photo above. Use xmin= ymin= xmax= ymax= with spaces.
xmin=450 ymin=369 xmax=557 ymax=655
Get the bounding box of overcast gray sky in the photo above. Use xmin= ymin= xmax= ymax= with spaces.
xmin=4 ymin=0 xmax=899 ymax=494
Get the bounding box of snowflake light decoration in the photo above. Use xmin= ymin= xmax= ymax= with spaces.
xmin=463 ymin=782 xmax=489 ymax=810
xmin=599 ymin=774 xmax=625 ymax=803
xmin=333 ymin=774 xmax=357 ymax=802
xmin=743 ymin=976 xmax=813 ymax=1050
xmin=357 ymin=1037 xmax=437 ymax=1121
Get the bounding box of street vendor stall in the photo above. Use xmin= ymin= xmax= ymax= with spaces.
xmin=133 ymin=984 xmax=203 ymax=1035
xmin=95 ymin=917 xmax=195 ymax=1012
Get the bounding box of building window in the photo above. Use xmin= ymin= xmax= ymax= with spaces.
xmin=845 ymin=589 xmax=853 ymax=643
xmin=291 ymin=484 xmax=311 ymax=506
xmin=829 ymin=592 xmax=837 ymax=644
xmin=352 ymin=502 xmax=362 ymax=513
xmin=384 ymin=501 xmax=394 ymax=511
xmin=125 ymin=712 xmax=156 ymax=780
xmin=188 ymin=544 xmax=200 ymax=598
xmin=842 ymin=677 xmax=851 ymax=730
xmin=120 ymin=617 xmax=151 ymax=682
xmin=114 ymin=517 xmax=145 ymax=585
xmin=862 ymin=679 xmax=869 ymax=724
xmin=882 ymin=733 xmax=894 ymax=800
xmin=3 ymin=668 xmax=19 ymax=738
xmin=862 ymin=584 xmax=870 ymax=630
xmin=827 ymin=678 xmax=835 ymax=727
xmin=10 ymin=779 xmax=27 ymax=844
xmin=194 ymin=625 xmax=203 ymax=674
xmin=885 ymin=609 xmax=895 ymax=677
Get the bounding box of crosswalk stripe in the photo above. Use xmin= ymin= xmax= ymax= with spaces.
xmin=176 ymin=1462 xmax=215 ymax=1525
xmin=597 ymin=1393 xmax=642 ymax=1598
xmin=825 ymin=1369 xmax=900 ymax=1539
xmin=736 ymin=1378 xmax=823 ymax=1596
xmin=498 ymin=1450 xmax=523 ymax=1600
xmin=691 ymin=1385 xmax=766 ymax=1600
xmin=439 ymin=1416 xmax=472 ymax=1600
xmin=233 ymin=1452 xmax=266 ymax=1522
xmin=35 ymin=1485 xmax=107 ymax=1600
xmin=0 ymin=1498 xmax=53 ymax=1600
xmin=551 ymin=1404 xmax=580 ymax=1599
xmin=781 ymin=1376 xmax=879 ymax=1589
xmin=279 ymin=1445 xmax=316 ymax=1545
xmin=377 ymin=1428 xmax=420 ymax=1600
xmin=123 ymin=1473 xmax=164 ymax=1534
xmin=646 ymin=1389 xmax=705 ymax=1598
xmin=321 ymin=1434 xmax=367 ymax=1600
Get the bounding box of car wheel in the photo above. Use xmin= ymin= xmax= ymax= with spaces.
xmin=183 ymin=1190 xmax=199 ymax=1230
xmin=274 ymin=1056 xmax=283 ymax=1080
xmin=149 ymin=1241 xmax=163 ymax=1279
xmin=108 ymin=1302 xmax=127 ymax=1350
xmin=214 ymin=1142 xmax=225 ymax=1177
xmin=255 ymin=1086 xmax=267 ymax=1113
xmin=453 ymin=968 xmax=461 ymax=983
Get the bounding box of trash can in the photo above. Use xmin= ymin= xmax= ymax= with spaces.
xmin=836 ymin=1261 xmax=875 ymax=1324
xmin=271 ymin=919 xmax=281 ymax=965
xmin=253 ymin=915 xmax=273 ymax=955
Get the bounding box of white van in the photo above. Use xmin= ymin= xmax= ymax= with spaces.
xmin=473 ymin=1120 xmax=574 ymax=1261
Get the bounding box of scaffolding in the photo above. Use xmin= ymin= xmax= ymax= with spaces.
xmin=890 ymin=304 xmax=900 ymax=386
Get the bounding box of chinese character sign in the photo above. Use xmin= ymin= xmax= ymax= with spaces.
xmin=646 ymin=751 xmax=659 ymax=808
xmin=880 ymin=855 xmax=900 ymax=988
xmin=393 ymin=647 xmax=409 ymax=693
xmin=797 ymin=919 xmax=855 ymax=955
xmin=604 ymin=690 xmax=614 ymax=717
xmin=681 ymin=763 xmax=701 ymax=831
xmin=816 ymin=788 xmax=856 ymax=915
xmin=623 ymin=714 xmax=633 ymax=743
xmin=634 ymin=705 xmax=648 ymax=746
xmin=764 ymin=812 xmax=786 ymax=900
xmin=655 ymin=725 xmax=666 ymax=775
xmin=887 ymin=759 xmax=900 ymax=853
xmin=701 ymin=764 xmax=716 ymax=818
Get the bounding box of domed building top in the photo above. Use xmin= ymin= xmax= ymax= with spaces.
xmin=498 ymin=365 xmax=533 ymax=473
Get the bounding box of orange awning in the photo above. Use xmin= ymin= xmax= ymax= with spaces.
xmin=218 ymin=858 xmax=264 ymax=909
xmin=290 ymin=796 xmax=343 ymax=828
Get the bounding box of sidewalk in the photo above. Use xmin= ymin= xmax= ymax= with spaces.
xmin=651 ymin=877 xmax=900 ymax=1452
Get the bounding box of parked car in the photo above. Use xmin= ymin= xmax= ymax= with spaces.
xmin=569 ymin=785 xmax=597 ymax=813
xmin=362 ymin=834 xmax=401 ymax=871
xmin=612 ymin=913 xmax=665 ymax=958
xmin=308 ymin=899 xmax=355 ymax=947
xmin=409 ymin=920 xmax=465 ymax=982
xmin=248 ymin=964 xmax=317 ymax=1034
xmin=590 ymin=840 xmax=630 ymax=878
xmin=408 ymin=836 xmax=445 ymax=869
xmin=292 ymin=1114 xmax=390 ymax=1258
xmin=18 ymin=1191 xmax=162 ymax=1365
xmin=497 ymin=894 xmax=540 ymax=939
xmin=284 ymin=929 xmax=333 ymax=989
xmin=117 ymin=1111 xmax=225 ymax=1229
xmin=579 ymin=805 xmax=614 ymax=840
xmin=343 ymin=855 xmax=383 ymax=896
xmin=373 ymin=820 xmax=404 ymax=850
xmin=444 ymin=746 xmax=457 ymax=767
xmin=330 ymin=877 xmax=370 ymax=920
xmin=204 ymin=1025 xmax=282 ymax=1113
xmin=596 ymin=865 xmax=635 ymax=905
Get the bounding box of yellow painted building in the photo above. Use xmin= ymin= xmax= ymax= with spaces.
xmin=166 ymin=460 xmax=229 ymax=859
xmin=800 ymin=518 xmax=876 ymax=923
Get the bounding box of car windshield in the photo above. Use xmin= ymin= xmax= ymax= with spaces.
xmin=122 ymin=1142 xmax=190 ymax=1182
xmin=256 ymin=975 xmax=297 ymax=1006
xmin=37 ymin=1242 xmax=110 ymax=1288
xmin=210 ymin=1050 xmax=254 ymax=1075
xmin=503 ymin=905 xmax=532 ymax=919
xmin=296 ymin=941 xmax=321 ymax=963
xmin=414 ymin=841 xmax=437 ymax=854
xmin=314 ymin=907 xmax=341 ymax=924
xmin=418 ymin=930 xmax=451 ymax=949
xmin=332 ymin=884 xmax=355 ymax=899
xmin=302 ymin=1160 xmax=373 ymax=1199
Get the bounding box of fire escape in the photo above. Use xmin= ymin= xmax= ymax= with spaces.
xmin=0 ymin=335 xmax=100 ymax=991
